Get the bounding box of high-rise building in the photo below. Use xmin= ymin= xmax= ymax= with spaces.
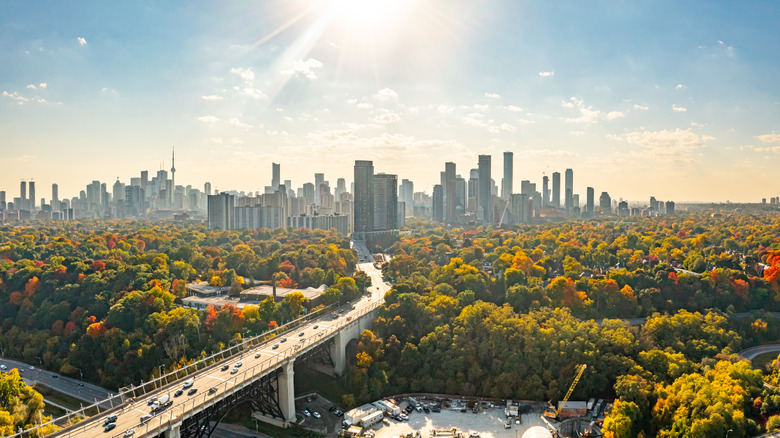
xmin=314 ymin=173 xmax=325 ymax=206
xmin=542 ymin=176 xmax=549 ymax=207
xmin=432 ymin=184 xmax=444 ymax=222
xmin=20 ymin=181 xmax=27 ymax=208
xmin=444 ymin=162 xmax=456 ymax=222
xmin=335 ymin=178 xmax=346 ymax=200
xmin=502 ymin=151 xmax=513 ymax=200
xmin=28 ymin=181 xmax=35 ymax=210
xmin=399 ymin=179 xmax=414 ymax=215
xmin=478 ymin=155 xmax=492 ymax=222
xmin=207 ymin=192 xmax=235 ymax=230
xmin=665 ymin=201 xmax=675 ymax=215
xmin=586 ymin=187 xmax=595 ymax=215
xmin=565 ymin=168 xmax=573 ymax=210
xmin=455 ymin=176 xmax=466 ymax=215
xmin=170 ymin=147 xmax=176 ymax=206
xmin=272 ymin=163 xmax=281 ymax=190
xmin=599 ymin=192 xmax=611 ymax=214
xmin=141 ymin=170 xmax=149 ymax=192
xmin=0 ymin=191 xmax=5 ymax=211
xmin=51 ymin=184 xmax=59 ymax=205
xmin=354 ymin=160 xmax=374 ymax=233
xmin=552 ymin=172 xmax=561 ymax=209
xmin=302 ymin=183 xmax=315 ymax=205
xmin=125 ymin=185 xmax=146 ymax=218
xmin=204 ymin=182 xmax=212 ymax=196
xmin=373 ymin=173 xmax=398 ymax=231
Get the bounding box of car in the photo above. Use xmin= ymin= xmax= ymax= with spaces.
xmin=187 ymin=388 xmax=198 ymax=396
xmin=51 ymin=374 xmax=58 ymax=378
xmin=208 ymin=387 xmax=218 ymax=394
xmin=124 ymin=429 xmax=135 ymax=436
xmin=312 ymin=411 xmax=321 ymax=419
xmin=78 ymin=382 xmax=84 ymax=386
xmin=139 ymin=414 xmax=152 ymax=424
xmin=174 ymin=390 xmax=183 ymax=397
xmin=29 ymin=366 xmax=34 ymax=370
xmin=272 ymin=343 xmax=279 ymax=349
xmin=328 ymin=405 xmax=336 ymax=412
xmin=312 ymin=325 xmax=318 ymax=330
xmin=103 ymin=423 xmax=116 ymax=433
xmin=346 ymin=316 xmax=352 ymax=321
xmin=255 ymin=352 xmax=262 ymax=358
xmin=0 ymin=365 xmax=6 ymax=371
xmin=221 ymin=365 xmax=229 ymax=371
xmin=298 ymin=331 xmax=304 ymax=337
xmin=306 ymin=396 xmax=312 ymax=402
xmin=280 ymin=337 xmax=287 ymax=343
xmin=183 ymin=378 xmax=194 ymax=389
xmin=234 ymin=361 xmax=242 ymax=367
xmin=334 ymin=409 xmax=343 ymax=417
xmin=104 ymin=415 xmax=117 ymax=425
xmin=303 ymin=409 xmax=311 ymax=417
xmin=147 ymin=397 xmax=158 ymax=406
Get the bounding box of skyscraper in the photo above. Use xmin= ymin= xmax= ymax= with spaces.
xmin=204 ymin=182 xmax=212 ymax=196
xmin=141 ymin=170 xmax=149 ymax=192
xmin=468 ymin=169 xmax=479 ymax=213
xmin=478 ymin=155 xmax=492 ymax=222
xmin=314 ymin=173 xmax=325 ymax=206
xmin=354 ymin=160 xmax=374 ymax=233
xmin=542 ymin=176 xmax=549 ymax=207
xmin=599 ymin=192 xmax=611 ymax=214
xmin=20 ymin=181 xmax=26 ymax=209
xmin=28 ymin=181 xmax=35 ymax=210
xmin=432 ymin=184 xmax=444 ymax=222
xmin=170 ymin=147 xmax=176 ymax=206
xmin=502 ymin=151 xmax=513 ymax=200
xmin=552 ymin=172 xmax=561 ymax=208
xmin=565 ymin=168 xmax=573 ymax=210
xmin=586 ymin=187 xmax=595 ymax=215
xmin=51 ymin=183 xmax=59 ymax=204
xmin=444 ymin=162 xmax=456 ymax=222
xmin=335 ymin=178 xmax=346 ymax=200
xmin=0 ymin=191 xmax=5 ymax=211
xmin=373 ymin=173 xmax=398 ymax=230
xmin=272 ymin=163 xmax=281 ymax=190
xmin=399 ymin=179 xmax=414 ymax=215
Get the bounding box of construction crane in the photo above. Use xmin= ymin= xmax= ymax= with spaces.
xmin=544 ymin=364 xmax=587 ymax=419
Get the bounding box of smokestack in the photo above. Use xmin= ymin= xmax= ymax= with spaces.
xmin=272 ymin=275 xmax=277 ymax=300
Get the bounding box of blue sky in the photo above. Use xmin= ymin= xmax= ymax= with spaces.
xmin=2 ymin=1 xmax=780 ymax=202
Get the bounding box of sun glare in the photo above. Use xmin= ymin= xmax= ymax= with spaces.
xmin=329 ymin=0 xmax=414 ymax=35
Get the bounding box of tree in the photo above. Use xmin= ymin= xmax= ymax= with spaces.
xmin=284 ymin=292 xmax=308 ymax=318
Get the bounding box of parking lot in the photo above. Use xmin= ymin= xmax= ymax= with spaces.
xmin=294 ymin=393 xmax=344 ymax=435
xmin=371 ymin=408 xmax=547 ymax=438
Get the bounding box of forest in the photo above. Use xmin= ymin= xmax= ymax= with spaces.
xmin=3 ymin=212 xmax=780 ymax=436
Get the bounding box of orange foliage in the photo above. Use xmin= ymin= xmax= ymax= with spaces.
xmin=268 ymin=320 xmax=278 ymax=329
xmin=86 ymin=315 xmax=97 ymax=324
xmin=278 ymin=260 xmax=296 ymax=275
xmin=91 ymin=260 xmax=106 ymax=272
xmin=733 ymin=279 xmax=750 ymax=300
xmin=63 ymin=321 xmax=77 ymax=337
xmin=277 ymin=277 xmax=298 ymax=289
xmin=9 ymin=291 xmax=22 ymax=306
xmin=24 ymin=276 xmax=40 ymax=298
xmin=86 ymin=321 xmax=107 ymax=339
xmin=51 ymin=320 xmax=64 ymax=336
xmin=53 ymin=265 xmax=68 ymax=280
xmin=204 ymin=305 xmax=218 ymax=331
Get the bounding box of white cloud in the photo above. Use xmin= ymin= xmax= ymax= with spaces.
xmin=607 ymin=128 xmax=710 ymax=162
xmin=757 ymin=133 xmax=780 ymax=144
xmin=691 ymin=122 xmax=704 ymax=128
xmin=632 ymin=104 xmax=648 ymax=110
xmin=502 ymin=105 xmax=523 ymax=112
xmin=282 ymin=58 xmax=324 ymax=80
xmin=27 ymin=84 xmax=36 ymax=89
xmin=437 ymin=105 xmax=456 ymax=114
xmin=371 ymin=109 xmax=401 ymax=124
xmin=717 ymin=40 xmax=735 ymax=57
xmin=605 ymin=111 xmax=625 ymax=120
xmin=16 ymin=155 xmax=37 ymax=162
xmin=570 ymin=130 xmax=585 ymax=136
xmin=484 ymin=92 xmax=501 ymax=99
xmin=675 ymin=84 xmax=686 ymax=90
xmin=672 ymin=104 xmax=687 ymax=112
xmin=2 ymin=91 xmax=29 ymax=105
xmin=462 ymin=113 xmax=488 ymax=128
xmin=201 ymin=95 xmax=223 ymax=101
xmin=562 ymin=97 xmax=600 ymax=124
xmin=228 ymin=117 xmax=251 ymax=129
xmin=241 ymin=88 xmax=266 ymax=99
xmin=356 ymin=102 xmax=373 ymax=110
xmin=230 ymin=67 xmax=255 ymax=84
xmin=197 ymin=115 xmax=220 ymax=123
xmin=473 ymin=104 xmax=489 ymax=112
xmin=210 ymin=137 xmax=223 ymax=144
xmin=539 ymin=71 xmax=555 ymax=77
xmin=488 ymin=123 xmax=516 ymax=133
xmin=375 ymin=88 xmax=399 ymax=101
xmin=77 ymin=37 xmax=86 ymax=46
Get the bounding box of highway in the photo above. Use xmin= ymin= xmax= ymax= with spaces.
xmin=0 ymin=357 xmax=117 ymax=409
xmin=738 ymin=344 xmax=780 ymax=361
xmin=49 ymin=241 xmax=390 ymax=438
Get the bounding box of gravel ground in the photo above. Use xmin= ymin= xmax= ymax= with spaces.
xmin=369 ymin=408 xmax=548 ymax=438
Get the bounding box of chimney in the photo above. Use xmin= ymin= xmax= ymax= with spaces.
xmin=272 ymin=275 xmax=277 ymax=300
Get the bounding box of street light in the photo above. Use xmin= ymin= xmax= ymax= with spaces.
xmin=35 ymin=356 xmax=42 ymax=365
xmin=75 ymin=367 xmax=83 ymax=380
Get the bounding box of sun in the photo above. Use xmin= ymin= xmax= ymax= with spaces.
xmin=327 ymin=0 xmax=415 ymax=37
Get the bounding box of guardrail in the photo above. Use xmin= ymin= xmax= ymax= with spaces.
xmin=15 ymin=301 xmax=352 ymax=438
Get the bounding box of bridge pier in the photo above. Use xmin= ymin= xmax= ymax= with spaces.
xmin=278 ymin=359 xmax=296 ymax=426
xmin=330 ymin=332 xmax=347 ymax=376
xmin=164 ymin=424 xmax=181 ymax=438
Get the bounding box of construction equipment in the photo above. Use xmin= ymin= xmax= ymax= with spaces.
xmin=544 ymin=364 xmax=587 ymax=419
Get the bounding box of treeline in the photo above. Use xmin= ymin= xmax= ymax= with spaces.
xmin=343 ymin=214 xmax=780 ymax=437
xmin=0 ymin=221 xmax=360 ymax=390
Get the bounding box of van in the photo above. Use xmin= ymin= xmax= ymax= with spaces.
xmin=140 ymin=414 xmax=152 ymax=424
xmin=182 ymin=379 xmax=194 ymax=389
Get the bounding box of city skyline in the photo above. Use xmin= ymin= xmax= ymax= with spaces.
xmin=2 ymin=1 xmax=780 ymax=202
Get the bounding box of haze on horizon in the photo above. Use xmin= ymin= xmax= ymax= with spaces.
xmin=1 ymin=0 xmax=779 ymax=203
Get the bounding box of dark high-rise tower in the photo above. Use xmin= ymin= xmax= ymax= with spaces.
xmin=478 ymin=155 xmax=492 ymax=222
xmin=542 ymin=175 xmax=550 ymax=207
xmin=52 ymin=183 xmax=59 ymax=204
xmin=20 ymin=180 xmax=27 ymax=207
xmin=354 ymin=160 xmax=374 ymax=233
xmin=586 ymin=187 xmax=595 ymax=215
xmin=444 ymin=162 xmax=456 ymax=222
xmin=502 ymin=151 xmax=513 ymax=200
xmin=28 ymin=181 xmax=35 ymax=210
xmin=272 ymin=163 xmax=280 ymax=190
xmin=373 ymin=173 xmax=398 ymax=230
xmin=565 ymin=168 xmax=573 ymax=210
xmin=552 ymin=172 xmax=561 ymax=209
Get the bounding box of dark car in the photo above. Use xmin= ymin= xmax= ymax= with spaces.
xmin=104 ymin=415 xmax=117 ymax=425
xmin=174 ymin=390 xmax=183 ymax=397
xmin=187 ymin=388 xmax=198 ymax=396
xmin=103 ymin=423 xmax=116 ymax=433
xmin=221 ymin=365 xmax=229 ymax=371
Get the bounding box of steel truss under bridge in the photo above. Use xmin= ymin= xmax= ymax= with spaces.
xmin=178 ymin=367 xmax=284 ymax=438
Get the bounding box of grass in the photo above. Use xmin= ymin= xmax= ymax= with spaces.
xmin=752 ymin=351 xmax=780 ymax=372
xmin=35 ymin=385 xmax=101 ymax=417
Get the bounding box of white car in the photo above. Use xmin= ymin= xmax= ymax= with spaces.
xmin=312 ymin=411 xmax=321 ymax=419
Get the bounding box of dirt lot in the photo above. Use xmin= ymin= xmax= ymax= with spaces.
xmin=369 ymin=407 xmax=548 ymax=438
xmin=295 ymin=392 xmax=344 ymax=435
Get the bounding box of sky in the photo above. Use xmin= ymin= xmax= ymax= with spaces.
xmin=2 ymin=0 xmax=780 ymax=203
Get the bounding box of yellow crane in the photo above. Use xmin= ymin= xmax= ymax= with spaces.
xmin=544 ymin=364 xmax=587 ymax=419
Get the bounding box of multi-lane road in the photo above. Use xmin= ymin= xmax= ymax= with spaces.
xmin=0 ymin=357 xmax=117 ymax=409
xmin=50 ymin=243 xmax=390 ymax=438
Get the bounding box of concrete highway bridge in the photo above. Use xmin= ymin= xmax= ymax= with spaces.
xmin=14 ymin=242 xmax=386 ymax=438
